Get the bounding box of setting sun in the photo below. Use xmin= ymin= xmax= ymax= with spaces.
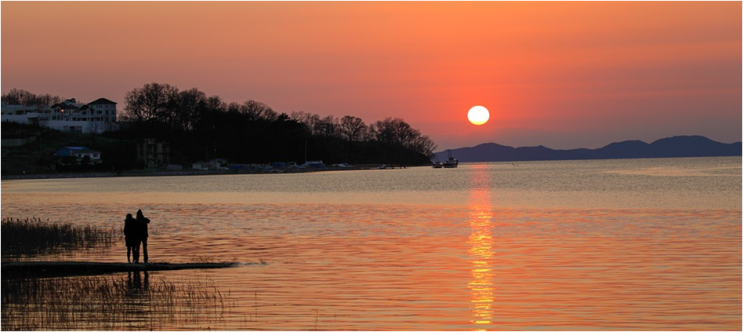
xmin=468 ymin=106 xmax=490 ymax=125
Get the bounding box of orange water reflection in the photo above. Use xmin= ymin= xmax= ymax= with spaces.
xmin=468 ymin=165 xmax=495 ymax=327
xmin=2 ymin=161 xmax=741 ymax=330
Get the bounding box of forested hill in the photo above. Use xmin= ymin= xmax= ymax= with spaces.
xmin=433 ymin=136 xmax=742 ymax=162
xmin=110 ymin=83 xmax=436 ymax=167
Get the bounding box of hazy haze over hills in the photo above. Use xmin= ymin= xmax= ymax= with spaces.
xmin=433 ymin=136 xmax=742 ymax=163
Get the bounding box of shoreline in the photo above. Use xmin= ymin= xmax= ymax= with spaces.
xmin=0 ymin=164 xmax=410 ymax=181
xmin=2 ymin=169 xmax=235 ymax=181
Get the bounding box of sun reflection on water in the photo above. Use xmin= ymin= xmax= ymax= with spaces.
xmin=468 ymin=165 xmax=495 ymax=328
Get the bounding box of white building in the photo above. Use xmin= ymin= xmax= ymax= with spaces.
xmin=1 ymin=98 xmax=119 ymax=134
xmin=1 ymin=104 xmax=48 ymax=124
xmin=85 ymin=98 xmax=118 ymax=123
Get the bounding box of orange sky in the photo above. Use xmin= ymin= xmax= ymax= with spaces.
xmin=2 ymin=2 xmax=740 ymax=150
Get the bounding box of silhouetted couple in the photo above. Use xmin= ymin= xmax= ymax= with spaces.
xmin=124 ymin=209 xmax=150 ymax=263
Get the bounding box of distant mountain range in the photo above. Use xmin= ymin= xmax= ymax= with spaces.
xmin=433 ymin=135 xmax=742 ymax=163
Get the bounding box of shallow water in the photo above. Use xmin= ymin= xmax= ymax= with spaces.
xmin=2 ymin=157 xmax=741 ymax=330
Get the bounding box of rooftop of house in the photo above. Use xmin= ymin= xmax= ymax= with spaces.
xmin=3 ymin=97 xmax=116 ymax=110
xmin=51 ymin=102 xmax=80 ymax=110
xmin=88 ymin=98 xmax=117 ymax=105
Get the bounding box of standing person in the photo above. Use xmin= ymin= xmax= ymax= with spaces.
xmin=123 ymin=213 xmax=139 ymax=263
xmin=136 ymin=209 xmax=151 ymax=263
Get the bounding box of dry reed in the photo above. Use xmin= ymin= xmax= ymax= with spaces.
xmin=1 ymin=217 xmax=117 ymax=260
xmin=1 ymin=272 xmax=236 ymax=330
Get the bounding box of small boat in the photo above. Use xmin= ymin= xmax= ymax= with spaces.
xmin=443 ymin=150 xmax=458 ymax=168
xmin=432 ymin=161 xmax=442 ymax=168
xmin=443 ymin=158 xmax=458 ymax=168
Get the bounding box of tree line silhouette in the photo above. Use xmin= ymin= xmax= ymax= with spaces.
xmin=2 ymin=88 xmax=64 ymax=107
xmin=2 ymin=84 xmax=436 ymax=169
xmin=113 ymin=83 xmax=436 ymax=167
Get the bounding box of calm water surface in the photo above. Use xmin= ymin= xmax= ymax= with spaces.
xmin=2 ymin=157 xmax=741 ymax=330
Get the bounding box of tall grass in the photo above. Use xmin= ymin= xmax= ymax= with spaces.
xmin=1 ymin=272 xmax=236 ymax=330
xmin=1 ymin=217 xmax=117 ymax=260
xmin=1 ymin=217 xmax=242 ymax=330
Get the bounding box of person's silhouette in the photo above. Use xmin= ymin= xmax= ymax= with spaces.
xmin=136 ymin=209 xmax=151 ymax=263
xmin=124 ymin=213 xmax=139 ymax=263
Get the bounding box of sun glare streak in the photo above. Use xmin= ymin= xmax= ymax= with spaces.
xmin=468 ymin=165 xmax=495 ymax=328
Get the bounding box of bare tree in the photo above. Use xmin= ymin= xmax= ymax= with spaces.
xmin=370 ymin=117 xmax=398 ymax=145
xmin=2 ymin=88 xmax=63 ymax=106
xmin=36 ymin=94 xmax=63 ymax=106
xmin=338 ymin=115 xmax=367 ymax=142
xmin=290 ymin=111 xmax=321 ymax=135
xmin=204 ymin=95 xmax=226 ymax=112
xmin=241 ymin=100 xmax=278 ymax=121
xmin=226 ymin=102 xmax=241 ymax=113
xmin=123 ymin=83 xmax=179 ymax=122
xmin=411 ymin=134 xmax=438 ymax=158
xmin=2 ymin=88 xmax=35 ymax=105
xmin=315 ymin=115 xmax=338 ymax=138
xmin=370 ymin=117 xmax=436 ymax=155
xmin=175 ymin=88 xmax=207 ymax=130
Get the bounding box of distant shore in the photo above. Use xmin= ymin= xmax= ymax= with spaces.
xmin=1 ymin=169 xmax=231 ymax=181
xmin=0 ymin=164 xmax=409 ymax=181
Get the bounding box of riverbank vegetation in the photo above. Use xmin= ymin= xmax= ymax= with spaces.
xmin=1 ymin=273 xmax=237 ymax=330
xmin=0 ymin=217 xmax=240 ymax=330
xmin=1 ymin=217 xmax=118 ymax=261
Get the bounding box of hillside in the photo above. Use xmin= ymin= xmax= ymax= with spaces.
xmin=433 ymin=136 xmax=742 ymax=163
xmin=1 ymin=122 xmax=137 ymax=175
